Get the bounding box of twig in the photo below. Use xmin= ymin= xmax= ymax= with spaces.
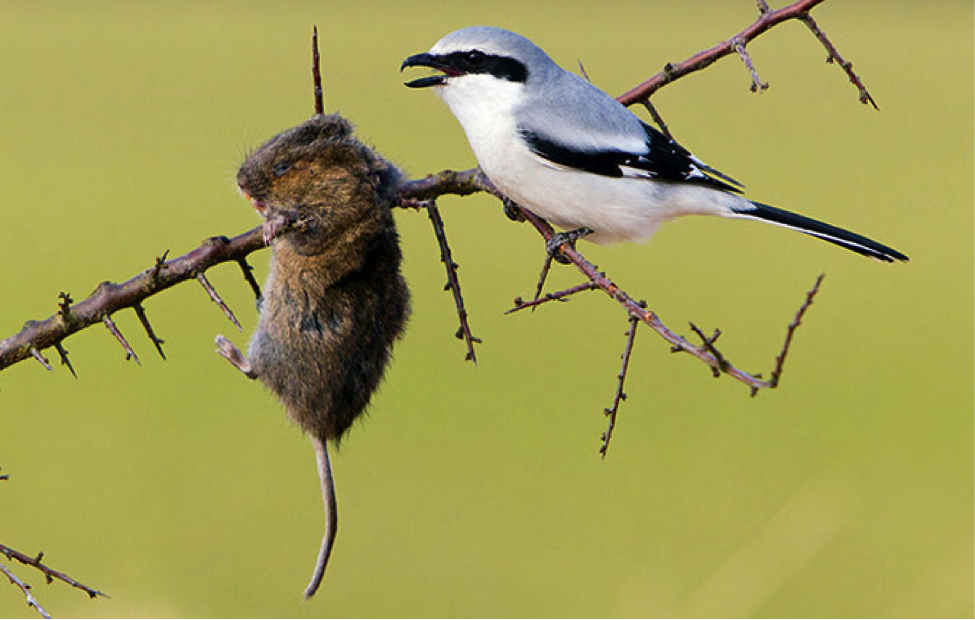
xmin=799 ymin=14 xmax=878 ymax=109
xmin=0 ymin=544 xmax=107 ymax=600
xmin=689 ymin=323 xmax=728 ymax=377
xmin=312 ymin=25 xmax=324 ymax=115
xmin=506 ymin=281 xmax=599 ymax=315
xmin=641 ymin=99 xmax=675 ymax=141
xmin=732 ymin=36 xmax=769 ymax=92
xmin=617 ymin=0 xmax=874 ymax=108
xmin=577 ymin=59 xmax=591 ymax=82
xmin=599 ymin=315 xmax=640 ymax=458
xmin=0 ymin=563 xmax=50 ymax=619
xmin=236 ymin=258 xmax=262 ymax=302
xmin=770 ymin=273 xmax=824 ymax=388
xmin=425 ymin=201 xmax=480 ymax=363
xmin=530 ymin=254 xmax=555 ymax=310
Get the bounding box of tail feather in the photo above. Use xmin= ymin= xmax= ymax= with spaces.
xmin=732 ymin=201 xmax=909 ymax=263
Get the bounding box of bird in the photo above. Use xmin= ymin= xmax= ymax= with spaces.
xmin=400 ymin=26 xmax=908 ymax=262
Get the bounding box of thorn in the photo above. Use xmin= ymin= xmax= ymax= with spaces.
xmin=577 ymin=59 xmax=591 ymax=82
xmin=236 ymin=258 xmax=262 ymax=301
xmin=197 ymin=272 xmax=242 ymax=331
xmin=30 ymin=347 xmax=52 ymax=371
xmin=150 ymin=250 xmax=170 ymax=282
xmin=57 ymin=292 xmax=73 ymax=320
xmin=54 ymin=343 xmax=77 ymax=378
xmin=133 ymin=304 xmax=166 ymax=360
xmin=103 ymin=316 xmax=140 ymax=365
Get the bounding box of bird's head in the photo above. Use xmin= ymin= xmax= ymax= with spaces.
xmin=401 ymin=26 xmax=555 ymax=96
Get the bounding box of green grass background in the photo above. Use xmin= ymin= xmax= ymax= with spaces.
xmin=1 ymin=1 xmax=972 ymax=617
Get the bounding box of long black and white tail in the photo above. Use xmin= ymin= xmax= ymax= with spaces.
xmin=731 ymin=201 xmax=909 ymax=263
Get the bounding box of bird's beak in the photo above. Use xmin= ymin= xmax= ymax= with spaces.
xmin=401 ymin=52 xmax=450 ymax=88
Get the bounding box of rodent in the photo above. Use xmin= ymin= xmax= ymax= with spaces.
xmin=215 ymin=113 xmax=410 ymax=599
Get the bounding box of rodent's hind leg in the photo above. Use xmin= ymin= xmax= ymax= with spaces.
xmin=215 ymin=335 xmax=258 ymax=379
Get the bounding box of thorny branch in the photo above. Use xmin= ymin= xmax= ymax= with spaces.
xmin=617 ymin=0 xmax=876 ymax=107
xmin=600 ymin=317 xmax=640 ymax=457
xmin=1 ymin=563 xmax=49 ymax=619
xmin=0 ymin=544 xmax=107 ymax=600
xmin=1 ymin=0 xmax=864 ymax=451
xmin=0 ymin=548 xmax=106 ymax=620
xmin=0 ymin=230 xmax=264 ymax=371
xmin=422 ymin=200 xmax=481 ymax=363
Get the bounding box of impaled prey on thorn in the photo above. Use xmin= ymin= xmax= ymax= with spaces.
xmin=216 ymin=114 xmax=409 ymax=599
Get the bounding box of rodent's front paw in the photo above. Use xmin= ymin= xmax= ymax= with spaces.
xmin=262 ymin=216 xmax=288 ymax=246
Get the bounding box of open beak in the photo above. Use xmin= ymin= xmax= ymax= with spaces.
xmin=401 ymin=52 xmax=451 ymax=88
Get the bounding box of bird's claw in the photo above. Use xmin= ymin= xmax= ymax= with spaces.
xmin=545 ymin=227 xmax=593 ymax=264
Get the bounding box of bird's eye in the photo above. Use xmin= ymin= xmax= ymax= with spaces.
xmin=273 ymin=161 xmax=292 ymax=177
xmin=462 ymin=50 xmax=487 ymax=68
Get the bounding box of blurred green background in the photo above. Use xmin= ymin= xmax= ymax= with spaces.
xmin=1 ymin=1 xmax=971 ymax=617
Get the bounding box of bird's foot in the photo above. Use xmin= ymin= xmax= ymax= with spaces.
xmin=545 ymin=227 xmax=593 ymax=264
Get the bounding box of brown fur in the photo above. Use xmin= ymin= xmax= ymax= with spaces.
xmin=222 ymin=114 xmax=409 ymax=597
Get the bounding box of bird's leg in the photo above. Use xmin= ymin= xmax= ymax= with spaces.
xmin=215 ymin=335 xmax=258 ymax=379
xmin=545 ymin=227 xmax=594 ymax=265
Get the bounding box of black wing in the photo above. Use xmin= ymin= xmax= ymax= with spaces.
xmin=520 ymin=121 xmax=744 ymax=194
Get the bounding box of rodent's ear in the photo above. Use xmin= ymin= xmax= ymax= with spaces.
xmin=304 ymin=114 xmax=354 ymax=143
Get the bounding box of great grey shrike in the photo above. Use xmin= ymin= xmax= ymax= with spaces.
xmin=401 ymin=26 xmax=907 ymax=262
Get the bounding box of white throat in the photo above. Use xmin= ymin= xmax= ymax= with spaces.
xmin=434 ymin=75 xmax=526 ymax=168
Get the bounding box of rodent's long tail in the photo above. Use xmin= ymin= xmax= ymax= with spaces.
xmin=730 ymin=201 xmax=909 ymax=263
xmin=303 ymin=435 xmax=337 ymax=600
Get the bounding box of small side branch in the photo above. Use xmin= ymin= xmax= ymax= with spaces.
xmin=732 ymin=37 xmax=769 ymax=92
xmin=599 ymin=315 xmax=640 ymax=458
xmin=0 ymin=544 xmax=107 ymax=600
xmin=688 ymin=324 xmax=729 ymax=377
xmin=506 ymin=281 xmax=599 ymax=315
xmin=312 ymin=25 xmax=324 ymax=115
xmin=770 ymin=273 xmax=824 ymax=388
xmin=236 ymin=258 xmax=262 ymax=302
xmin=798 ymin=14 xmax=878 ymax=109
xmin=641 ymin=100 xmax=675 ymax=141
xmin=425 ymin=201 xmax=481 ymax=363
xmin=1 ymin=563 xmax=49 ymax=619
xmin=617 ymin=0 xmax=874 ymax=109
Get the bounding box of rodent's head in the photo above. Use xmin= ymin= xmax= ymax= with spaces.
xmin=237 ymin=114 xmax=401 ymax=255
